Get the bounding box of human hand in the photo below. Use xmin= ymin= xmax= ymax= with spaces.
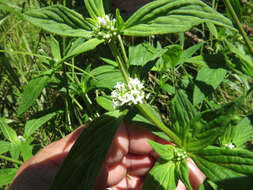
xmin=9 ymin=123 xmax=205 ymax=190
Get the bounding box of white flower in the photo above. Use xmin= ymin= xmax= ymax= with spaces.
xmin=97 ymin=17 xmax=106 ymax=26
xmin=95 ymin=15 xmax=118 ymax=41
xmin=111 ymin=78 xmax=145 ymax=108
xmin=224 ymin=143 xmax=235 ymax=149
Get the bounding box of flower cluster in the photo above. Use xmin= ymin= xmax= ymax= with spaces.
xmin=174 ymin=149 xmax=187 ymax=161
xmin=94 ymin=15 xmax=118 ymax=41
xmin=111 ymin=78 xmax=145 ymax=108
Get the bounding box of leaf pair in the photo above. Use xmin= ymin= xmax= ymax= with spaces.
xmin=20 ymin=0 xmax=234 ymax=39
xmin=144 ymin=141 xmax=192 ymax=190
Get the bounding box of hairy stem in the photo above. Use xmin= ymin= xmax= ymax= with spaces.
xmin=109 ymin=40 xmax=129 ymax=83
xmin=117 ymin=35 xmax=129 ymax=66
xmin=137 ymin=104 xmax=182 ymax=145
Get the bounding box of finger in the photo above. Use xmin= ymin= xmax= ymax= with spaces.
xmin=187 ymin=159 xmax=206 ymax=190
xmin=123 ymin=154 xmax=154 ymax=176
xmin=105 ymin=122 xmax=129 ymax=165
xmin=175 ymin=180 xmax=188 ymax=190
xmin=110 ymin=175 xmax=143 ymax=190
xmin=127 ymin=123 xmax=156 ymax=155
xmin=107 ymin=160 xmax=127 ymax=186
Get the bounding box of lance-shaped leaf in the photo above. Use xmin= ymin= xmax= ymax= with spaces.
xmin=50 ymin=111 xmax=123 ymax=190
xmin=175 ymin=160 xmax=192 ymax=190
xmin=191 ymin=146 xmax=253 ymax=187
xmin=17 ymin=75 xmax=51 ymax=115
xmin=0 ymin=118 xmax=18 ymax=143
xmin=90 ymin=65 xmax=124 ymax=89
xmin=123 ymin=0 xmax=234 ymax=36
xmin=61 ymin=38 xmax=104 ymax=62
xmin=171 ymin=90 xmax=197 ymax=139
xmin=84 ymin=0 xmax=105 ymax=19
xmin=23 ymin=5 xmax=92 ymax=38
xmin=24 ymin=111 xmax=58 ymax=139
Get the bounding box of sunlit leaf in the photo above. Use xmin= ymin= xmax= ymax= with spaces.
xmin=0 ymin=118 xmax=18 ymax=143
xmin=23 ymin=5 xmax=92 ymax=38
xmin=24 ymin=111 xmax=58 ymax=138
xmin=17 ymin=75 xmax=51 ymax=115
xmin=124 ymin=0 xmax=234 ymax=36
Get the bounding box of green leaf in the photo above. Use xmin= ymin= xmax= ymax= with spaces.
xmin=17 ymin=75 xmax=50 ymax=115
xmin=84 ymin=0 xmax=105 ymax=19
xmin=220 ymin=117 xmax=253 ymax=148
xmin=184 ymin=118 xmax=226 ymax=152
xmin=100 ymin=57 xmax=118 ymax=66
xmin=161 ymin=45 xmax=182 ymax=68
xmin=50 ymin=35 xmax=61 ymax=61
xmin=225 ymin=39 xmax=253 ymax=69
xmin=50 ymin=111 xmax=123 ymax=190
xmin=143 ymin=160 xmax=177 ymax=190
xmin=0 ymin=118 xmax=18 ymax=143
xmin=183 ymin=96 xmax=244 ymax=152
xmin=19 ymin=139 xmax=33 ymax=161
xmin=62 ymin=38 xmax=103 ymax=62
xmin=148 ymin=140 xmax=174 ymax=160
xmin=186 ymin=55 xmax=206 ymax=65
xmin=23 ymin=5 xmax=92 ymax=38
xmin=115 ymin=8 xmax=125 ymax=30
xmin=9 ymin=143 xmax=20 ymax=161
xmin=124 ymin=0 xmax=234 ymax=36
xmin=171 ymin=90 xmax=197 ymax=138
xmin=0 ymin=168 xmax=17 ymax=187
xmin=178 ymin=43 xmax=203 ymax=65
xmin=0 ymin=141 xmax=11 ymax=154
xmin=24 ymin=111 xmax=58 ymax=138
xmin=90 ymin=65 xmax=124 ymax=89
xmin=193 ymin=54 xmax=227 ymax=105
xmin=96 ymin=95 xmax=114 ymax=111
xmin=175 ymin=160 xmax=192 ymax=190
xmin=206 ymin=22 xmax=218 ymax=38
xmin=192 ymin=146 xmax=253 ymax=183
xmin=147 ymin=139 xmax=194 ymax=189
xmin=129 ymin=43 xmax=167 ymax=66
xmin=0 ymin=0 xmax=22 ymax=14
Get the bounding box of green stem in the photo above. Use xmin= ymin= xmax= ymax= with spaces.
xmin=0 ymin=155 xmax=23 ymax=165
xmin=117 ymin=35 xmax=129 ymax=66
xmin=137 ymin=104 xmax=181 ymax=145
xmin=109 ymin=41 xmax=129 ymax=83
xmin=223 ymin=0 xmax=253 ymax=55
